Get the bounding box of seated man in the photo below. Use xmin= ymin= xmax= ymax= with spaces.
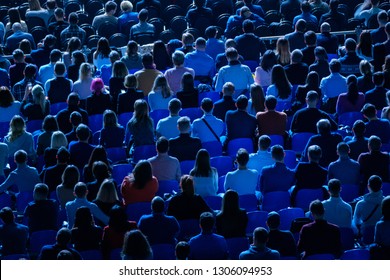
xmin=156 ymin=98 xmax=182 ymax=140
xmin=338 ymin=38 xmax=362 ymax=76
xmin=164 ymin=51 xmax=195 ymax=94
xmin=0 ymin=150 xmax=41 ymax=194
xmin=322 ymin=179 xmax=352 ymax=228
xmin=134 ymin=53 xmax=162 ymax=96
xmin=45 ymin=62 xmax=73 ymax=104
xmin=188 ymin=212 xmax=228 ymax=260
xmin=239 ymin=227 xmax=280 ymax=260
xmin=364 ymin=72 xmax=389 ymax=111
xmin=284 ymin=49 xmax=309 ymax=86
xmin=353 ymin=175 xmax=385 ymax=235
xmin=224 ymin=148 xmax=259 ymax=196
xmin=168 ymin=117 xmax=202 ymax=162
xmin=42 ymin=147 xmax=70 ymax=193
xmin=346 ymin=120 xmax=369 ymax=160
xmin=361 ymin=103 xmax=390 ymax=143
xmin=247 ymin=135 xmax=274 ymax=174
xmin=138 ymin=196 xmax=180 ymax=245
xmin=266 ymin=212 xmax=297 ymax=258
xmin=192 ymin=98 xmax=225 ymax=143
xmin=65 ymin=182 xmax=109 ymax=229
xmin=68 ymin=124 xmax=95 ymax=171
xmin=148 ymin=137 xmax=181 ymax=182
xmin=0 ymin=207 xmax=29 ymax=257
xmin=297 ymin=200 xmax=342 ymax=259
xmin=328 ymin=142 xmax=360 ymax=186
xmin=213 ymin=82 xmax=236 ymax=121
xmin=259 ymin=145 xmax=295 ymax=195
xmin=38 ymin=228 xmax=82 ymax=260
xmin=23 ymin=183 xmax=58 ymax=233
xmin=301 ymin=119 xmax=343 ymax=167
xmin=292 ymin=145 xmax=328 ymax=204
xmin=256 ymin=95 xmax=287 ymax=137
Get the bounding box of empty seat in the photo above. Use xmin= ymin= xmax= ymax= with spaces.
xmin=210 ymin=156 xmax=233 ymax=176
xmin=156 ymin=180 xmax=179 ymax=197
xmin=226 ymin=237 xmax=249 ymax=260
xmin=29 ymin=230 xmax=57 ymax=256
xmin=269 ymin=134 xmax=284 ymax=147
xmin=180 ymin=160 xmax=195 ymax=175
xmin=294 ymin=188 xmax=325 ymax=211
xmin=202 ymin=141 xmax=223 ymax=157
xmin=151 ymin=244 xmax=176 ymax=260
xmin=261 ymin=191 xmax=290 ymax=212
xmin=112 ymin=164 xmax=133 ymax=185
xmin=198 ymin=91 xmax=220 ymax=105
xmin=204 ymin=195 xmax=223 ymax=211
xmin=292 ymin=133 xmax=315 ymax=154
xmin=340 ymin=227 xmax=355 ymax=251
xmin=340 ymin=184 xmax=359 ymax=202
xmin=132 ymin=145 xmax=156 ymax=163
xmin=278 ymin=207 xmax=305 ymax=231
xmin=50 ymin=102 xmax=67 ymax=115
xmin=150 ymin=109 xmax=169 ymax=130
xmin=26 ymin=119 xmax=43 ymax=133
xmin=106 ymin=147 xmax=127 ymax=164
xmin=338 ymin=112 xmax=363 ymax=128
xmin=88 ymin=114 xmax=103 ymax=133
xmin=341 ymin=248 xmax=370 ymax=260
xmin=284 ymin=150 xmax=297 ymax=169
xmin=239 ymin=194 xmax=259 ymax=212
xmin=178 ymin=219 xmax=200 ymax=241
xmin=118 ymin=112 xmax=132 ymax=128
xmin=179 ymin=107 xmax=203 ymax=122
xmin=227 ymin=138 xmax=254 ymax=158
xmin=246 ymin=210 xmax=268 ymax=236
xmin=125 ymin=202 xmax=152 ymax=222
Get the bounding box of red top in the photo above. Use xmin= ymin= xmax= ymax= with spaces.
xmin=120 ymin=175 xmax=159 ymax=205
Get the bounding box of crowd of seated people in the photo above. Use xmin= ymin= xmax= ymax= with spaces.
xmin=1 ymin=0 xmax=390 ymax=260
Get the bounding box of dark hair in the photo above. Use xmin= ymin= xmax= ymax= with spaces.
xmin=108 ymin=205 xmax=130 ymax=232
xmin=130 ymin=99 xmax=153 ymax=130
xmin=56 ymin=228 xmax=72 ymax=245
xmin=76 ymin=124 xmax=90 ymax=141
xmin=309 ymin=199 xmax=325 ymax=216
xmin=8 ymin=8 xmax=21 ymax=25
xmin=267 ymin=212 xmax=280 ymax=228
xmin=180 ymin=175 xmax=194 ymax=196
xmin=329 ymin=59 xmax=341 ymax=73
xmin=242 ymin=19 xmax=254 ymax=33
xmin=259 ymin=135 xmax=271 ymax=150
xmin=271 ymin=145 xmax=284 ymax=161
xmin=316 ymin=119 xmax=331 ymax=135
xmin=253 ymin=227 xmax=268 ymax=243
xmin=0 ymin=86 xmax=15 ymax=108
xmin=42 ymin=115 xmax=59 ymax=132
xmin=141 ymin=53 xmax=154 ymax=68
xmin=205 ymin=26 xmax=218 ymax=39
xmin=175 ymin=241 xmax=190 ymax=260
xmin=122 ymin=230 xmax=152 ymax=260
xmin=249 ymin=84 xmax=265 ymax=113
xmin=92 ymin=161 xmax=111 ymax=182
xmin=346 ymin=75 xmax=359 ymax=105
xmin=352 ymin=120 xmax=366 ymax=137
xmin=74 ymin=182 xmax=87 ymax=197
xmin=0 ymin=207 xmax=14 ymax=224
xmin=24 ymin=64 xmax=37 ymax=79
xmin=105 ymin=1 xmax=117 ymax=13
xmin=304 ymin=31 xmax=317 ymax=45
xmin=225 ymin=47 xmax=238 ymax=61
xmin=156 ymin=136 xmax=169 ymax=153
xmin=271 ymin=65 xmax=291 ymax=99
xmin=138 ymin=9 xmax=149 ymax=21
xmin=190 ymin=149 xmax=212 ymax=177
xmin=236 ymin=95 xmax=248 ymax=110
xmin=95 ymin=38 xmax=111 ymax=59
xmin=328 ymin=178 xmax=341 ymax=195
xmin=368 ymin=175 xmax=382 ymax=192
xmin=50 ymin=49 xmax=62 ymax=63
xmin=221 ymin=190 xmax=241 ymax=215
xmin=357 ymin=31 xmax=372 ymax=58
xmin=181 ymin=72 xmax=195 ymax=92
xmin=308 ymin=145 xmax=322 ymax=162
xmin=368 ymin=135 xmax=382 ymax=151
xmin=57 ymin=147 xmax=70 ymax=163
xmin=132 ymin=160 xmax=153 ymax=189
xmin=382 ymin=196 xmax=390 ymax=221
xmin=71 ymin=50 xmax=86 ymax=66
xmin=265 ymin=95 xmax=277 ymax=110
xmin=260 ymin=50 xmax=277 ymax=72
xmin=199 ymin=212 xmax=215 ymax=232
xmin=151 ymin=196 xmax=165 ymax=213
xmin=152 ymin=40 xmax=171 ymax=70
xmin=62 ymin=165 xmax=80 ymax=190
xmin=73 ymin=206 xmax=94 ymax=229
xmin=373 ymin=71 xmax=384 ymax=86
xmin=68 ymin=12 xmax=78 ymax=24
xmin=201 ymin=98 xmax=213 ymax=113
xmin=236 ymin=148 xmax=249 ymax=166
xmin=12 ymin=49 xmax=24 ymax=61
xmin=14 ymin=150 xmax=27 ymax=164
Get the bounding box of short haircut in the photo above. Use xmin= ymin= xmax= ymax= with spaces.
xmin=201 ymin=98 xmax=213 ymax=113
xmin=345 ymin=38 xmax=357 ymax=52
xmin=314 ymin=46 xmax=328 ymax=60
xmin=76 ymin=124 xmax=90 ymax=141
xmin=151 ymin=196 xmax=165 ymax=213
xmin=56 ymin=228 xmax=72 ymax=245
xmin=373 ymin=71 xmax=384 ymax=86
xmin=24 ymin=64 xmax=37 ymax=78
xmin=266 ymin=212 xmax=280 ymax=228
xmin=141 ymin=53 xmax=153 ymax=67
xmin=70 ymin=111 xmax=83 ymax=126
xmin=54 ymin=62 xmax=66 ymax=76
xmin=271 ymin=145 xmax=284 ymax=161
xmin=328 ymin=178 xmax=341 ymax=195
xmin=74 ymin=182 xmax=87 ymax=198
xmin=253 ymin=227 xmax=268 ymax=243
xmin=259 ymin=135 xmax=271 ymax=150
xmin=172 ymin=50 xmax=185 ymax=66
xmin=105 ymin=1 xmax=117 ymax=13
xmin=368 ymin=175 xmax=382 ymax=192
xmin=242 ymin=19 xmax=255 ymax=33
xmin=156 ymin=136 xmax=169 ymax=153
xmin=296 ymin=19 xmax=307 ymax=32
xmin=222 ymin=82 xmax=235 ymax=95
xmin=12 ymin=49 xmax=24 ymax=61
xmin=199 ymin=212 xmax=215 ymax=232
xmin=120 ymin=1 xmax=133 ymax=12
xmin=368 ymin=135 xmax=382 ymax=151
xmin=177 ymin=116 xmax=191 ymax=132
xmin=225 ymin=47 xmax=238 ymax=60
xmin=205 ymin=26 xmax=218 ymax=39
xmin=68 ymin=12 xmax=78 ymax=24
xmin=57 ymin=147 xmax=70 ymax=163
xmin=0 ymin=207 xmax=14 ymax=224
xmin=352 ymin=120 xmax=366 ymax=137
xmin=195 ymin=37 xmax=207 ymax=48
xmin=34 ymin=183 xmax=49 ymax=199
xmin=301 ymin=1 xmax=311 ymax=12
xmin=336 ymin=142 xmax=350 ymax=156
xmin=168 ymin=98 xmax=182 ymax=114
xmin=329 ymin=0 xmax=339 ymax=11
xmin=306 ymin=90 xmax=319 ymax=102
xmin=176 ymin=241 xmax=190 ymax=260
xmin=361 ymin=103 xmax=376 ymax=118
xmin=236 ymin=94 xmax=248 ymax=110
xmin=14 ymin=150 xmax=27 ymax=164
xmin=304 ymin=31 xmax=317 ymax=45
xmin=310 ymin=199 xmax=325 ymax=216
xmin=236 ymin=148 xmax=249 ymax=166
xmin=54 ymin=8 xmax=64 ymax=18
xmin=291 ymin=49 xmax=303 ymax=63
xmin=378 ymin=11 xmax=388 ymax=25
xmin=50 ymin=49 xmax=62 ymax=63
xmin=308 ymin=145 xmax=322 ymax=162
xmin=265 ymin=95 xmax=277 ymax=110
xmin=329 ymin=59 xmax=341 ymax=73
xmin=316 ymin=119 xmax=331 ymax=135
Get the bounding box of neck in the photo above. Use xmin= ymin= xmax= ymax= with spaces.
xmin=238 ymin=165 xmax=247 ymax=170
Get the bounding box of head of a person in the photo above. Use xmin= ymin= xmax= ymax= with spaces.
xmin=266 ymin=212 xmax=281 ymax=230
xmin=0 ymin=86 xmax=15 ymax=108
xmin=180 ymin=72 xmax=194 ymax=92
xmin=49 ymin=49 xmax=62 ymax=64
xmin=369 ymin=135 xmax=383 ymax=152
xmin=336 ymin=142 xmax=350 ymax=158
xmin=56 ymin=147 xmax=70 ymax=164
xmin=42 ymin=115 xmax=58 ymax=132
xmin=180 ymin=175 xmax=195 ymax=196
xmin=226 ymin=47 xmax=239 ymax=62
xmin=124 ymin=74 xmax=137 ymax=89
xmin=156 ymin=136 xmax=169 ymax=154
xmin=73 ymin=182 xmax=87 ymax=198
xmin=253 ymin=227 xmax=269 ymax=247
xmin=373 ymin=71 xmax=385 ymax=86
xmin=177 ymin=116 xmax=191 ymax=134
xmin=9 ymin=115 xmax=26 ymax=140
xmin=361 ymin=103 xmax=377 ymax=119
xmin=199 ymin=212 xmax=215 ymax=233
xmin=200 ymin=98 xmax=213 ymax=114
xmin=57 ymin=250 xmax=74 ymax=260
xmin=236 ymin=95 xmax=248 ymax=110
xmin=43 ymin=35 xmax=57 ymax=50
xmin=76 ymin=124 xmax=90 ymax=142
xmin=92 ymin=161 xmax=110 ymax=182
xmin=359 ymin=60 xmax=373 ymax=76
xmin=194 ymin=0 xmax=206 ymax=8
xmin=195 ymin=37 xmax=207 ymax=51
xmin=56 ymin=228 xmax=72 ymax=246
xmin=14 ymin=150 xmax=27 ymax=165
xmin=225 ymin=38 xmax=237 ymax=50
xmin=242 ymin=19 xmax=255 ymax=33
xmin=133 ymin=160 xmax=153 ymax=189
xmin=90 ymin=78 xmax=105 ymax=94
xmin=133 ymin=99 xmax=149 ymax=121
xmin=87 ymin=146 xmax=109 ymax=168
xmin=222 ymin=82 xmax=235 ymax=96
xmin=236 ymin=148 xmax=250 ymax=167
xmin=329 ymin=59 xmax=341 ymax=73
xmin=328 ymin=178 xmax=341 ymax=197
xmin=108 ymin=205 xmax=128 ymax=231
xmin=221 ymin=189 xmax=240 ymax=215
xmin=240 ymin=6 xmax=252 ymax=19
xmin=304 ymin=31 xmax=317 ymax=46
xmin=12 ymin=49 xmax=24 ymax=63
xmin=66 ymin=37 xmax=82 ymax=54
xmin=74 ymin=206 xmax=94 ymax=229
xmin=24 ymin=64 xmax=37 ymax=79
xmin=166 ymin=98 xmax=181 ymax=116
xmin=8 ymin=8 xmax=21 ymax=25
xmin=96 ymin=179 xmax=119 ymax=203
xmin=151 ymin=196 xmax=165 ymax=214
xmin=314 ymin=46 xmax=328 ymax=61
xmin=310 ymin=199 xmax=325 ymax=219
xmin=172 ymin=50 xmax=185 ymax=66
xmin=329 ymin=0 xmax=339 ymax=11
xmin=141 ymin=53 xmax=154 ymax=68
xmin=271 ymin=64 xmax=289 ymax=90
xmin=381 ymin=196 xmax=390 ymax=221
xmin=54 ymin=8 xmax=64 ymax=21
xmin=316 ymin=119 xmax=331 ymax=135
xmin=12 ymin=22 xmax=22 ymax=33
xmin=182 ymin=32 xmax=194 ymax=47
xmin=103 ymin=109 xmax=118 ymax=128
xmin=54 ymin=62 xmax=66 ymax=77
xmin=271 ymin=145 xmax=285 ymax=162
xmin=0 ymin=207 xmax=14 ymax=225
xmin=78 ymin=62 xmax=92 ymax=81
xmin=291 ymin=49 xmax=303 ymax=64
xmin=261 ymin=50 xmax=277 ymax=72
xmin=126 ymin=40 xmax=139 ymax=56
xmin=205 ymin=26 xmax=218 ymax=39
xmin=112 ymin=60 xmax=128 ymax=79
xmin=377 ymin=10 xmax=388 ymax=26
xmin=175 ymin=241 xmax=190 ymax=260
xmin=368 ymin=175 xmax=382 ymax=193
xmin=193 ymin=149 xmax=211 ymax=176
xmin=51 ymin=131 xmax=68 ymax=149
xmin=62 ymin=165 xmax=80 ymax=189
xmin=138 ymin=9 xmax=148 ymax=22
xmin=122 ymin=230 xmax=152 ymax=260
xmin=19 ymin=39 xmax=32 ymax=54
xmin=69 ymin=111 xmax=82 ymax=128
xmin=96 ymin=38 xmax=111 ymax=57
xmin=276 ymin=37 xmax=290 ymax=55
xmin=265 ymin=95 xmax=277 ymax=111
xmin=308 ymin=145 xmax=322 ymax=163
xmin=33 ymin=183 xmax=49 ymax=201
xmin=258 ymin=135 xmax=271 ymax=151
xmin=120 ymin=1 xmax=133 ymax=13
xmin=344 ymin=38 xmax=357 ymax=53
xmin=301 ymin=1 xmax=311 ymax=13
xmin=105 ymin=1 xmax=117 ymax=15
xmin=295 ymin=19 xmax=307 ymax=32
xmin=352 ymin=120 xmax=366 ymax=138
xmin=68 ymin=12 xmax=78 ymax=25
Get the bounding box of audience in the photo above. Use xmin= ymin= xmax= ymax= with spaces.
xmin=239 ymin=227 xmax=280 ymax=260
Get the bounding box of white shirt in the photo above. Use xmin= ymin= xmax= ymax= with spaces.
xmin=247 ymin=150 xmax=274 ymax=174
xmin=322 ymin=196 xmax=352 ymax=228
xmin=224 ymin=168 xmax=259 ymax=195
xmin=156 ymin=115 xmax=180 ymax=140
xmin=193 ymin=169 xmax=218 ymax=197
xmin=191 ymin=114 xmax=225 ymax=143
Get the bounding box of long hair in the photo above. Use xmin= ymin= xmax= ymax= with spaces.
xmin=190 ymin=149 xmax=212 ymax=177
xmin=112 ymin=61 xmax=128 ymax=78
xmin=103 ymin=109 xmax=119 ymax=128
xmin=152 ymin=75 xmax=172 ymax=99
xmin=66 ymin=37 xmax=81 ymax=57
xmin=180 ymin=175 xmax=194 ymax=196
xmin=305 ymin=71 xmax=319 ymax=90
xmin=346 ymin=75 xmax=359 ymax=105
xmin=249 ymin=84 xmax=265 ymax=113
xmin=276 ymin=38 xmax=290 ymax=65
xmin=28 ymin=0 xmax=43 ymax=11
xmin=78 ymin=63 xmax=92 ymax=81
xmin=181 ymin=72 xmax=195 ymax=92
xmin=108 ymin=205 xmax=130 ymax=232
xmin=221 ymin=189 xmax=241 ymax=215
xmin=61 ymin=165 xmax=80 ymax=189
xmin=7 ymin=115 xmax=25 ymax=142
xmin=96 ymin=179 xmax=119 ymax=203
xmin=357 ymin=30 xmax=372 ymax=58
xmin=121 ymin=230 xmax=152 ymax=260
xmin=271 ymin=65 xmax=291 ymax=99
xmin=32 ymin=85 xmax=46 ymax=115
xmin=87 ymin=146 xmax=110 ymax=169
xmin=260 ymin=50 xmax=277 ymax=72
xmin=132 ymin=160 xmax=153 ymax=189
xmin=8 ymin=8 xmax=22 ymax=26
xmin=51 ymin=131 xmax=68 ymax=149
xmin=130 ymin=99 xmax=153 ymax=128
xmin=0 ymin=86 xmax=15 ymax=108
xmin=73 ymin=206 xmax=95 ymax=229
xmin=95 ymin=38 xmax=111 ymax=59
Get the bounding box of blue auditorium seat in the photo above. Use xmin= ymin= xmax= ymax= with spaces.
xmin=29 ymin=230 xmax=57 ymax=256
xmin=210 ymin=156 xmax=233 ymax=176
xmin=246 ymin=210 xmax=268 ymax=236
xmin=79 ymin=250 xmax=103 ymax=260
xmin=204 ymin=195 xmax=223 ymax=211
xmin=278 ymin=207 xmax=305 ymax=231
xmin=239 ymin=194 xmax=259 ymax=212
xmin=291 ymin=132 xmax=315 ymax=154
xmin=179 ymin=107 xmax=203 ymax=122
xmin=132 ymin=144 xmax=156 ymax=163
xmin=88 ymin=114 xmax=103 ymax=133
xmin=151 ymin=244 xmax=176 ymax=260
xmin=125 ymin=202 xmax=152 ymax=223
xmin=227 ymin=138 xmax=254 ymax=158
xmin=341 ymin=249 xmax=370 ymax=260
xmin=226 ymin=237 xmax=249 ymax=260
xmin=294 ymin=188 xmax=324 ymax=211
xmin=112 ymin=164 xmax=133 ymax=185
xmin=261 ymin=191 xmax=291 ymax=212
xmin=150 ymin=109 xmax=170 ymax=130
xmin=202 ymin=141 xmax=223 ymax=157
xmin=180 ymin=160 xmax=195 ymax=175
xmin=156 ymin=180 xmax=179 ymax=197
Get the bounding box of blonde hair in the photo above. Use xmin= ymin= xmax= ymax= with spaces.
xmin=28 ymin=0 xmax=43 ymax=11
xmin=152 ymin=75 xmax=172 ymax=99
xmin=32 ymin=85 xmax=46 ymax=115
xmin=51 ymin=131 xmax=68 ymax=149
xmin=96 ymin=179 xmax=119 ymax=203
xmin=78 ymin=62 xmax=92 ymax=81
xmin=120 ymin=1 xmax=133 ymax=12
xmin=7 ymin=115 xmax=25 ymax=142
xmin=276 ymin=38 xmax=291 ymax=65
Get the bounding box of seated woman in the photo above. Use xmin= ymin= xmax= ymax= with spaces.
xmin=71 ymin=206 xmax=103 ymax=252
xmin=99 ymin=110 xmax=125 ymax=148
xmin=67 ymin=51 xmax=87 ymax=83
xmin=254 ymin=50 xmax=277 ymax=87
xmin=148 ymin=75 xmax=173 ymax=112
xmin=93 ymin=179 xmax=122 ymax=216
xmin=247 ymin=84 xmax=265 ymax=116
xmin=295 ymin=71 xmax=321 ymax=107
xmin=83 ymin=146 xmax=111 ymax=184
xmin=166 ymin=175 xmax=211 ymax=220
xmin=357 ymin=60 xmax=374 ymax=94
xmin=189 ymin=149 xmax=218 ymax=197
xmin=86 ymin=161 xmax=111 ymax=201
xmin=56 ymin=165 xmax=80 ymax=209
xmin=121 ymin=230 xmax=153 ymax=260
xmin=20 ymin=84 xmax=50 ymax=121
xmin=43 ymin=130 xmax=68 ymax=168
xmin=216 ymin=189 xmax=248 ymax=238
xmin=371 ymin=196 xmax=390 ymax=259
xmin=93 ymin=38 xmax=111 ymax=71
xmin=36 ymin=115 xmax=58 ymax=156
xmin=86 ymin=78 xmax=112 ymax=116
xmin=117 ymin=74 xmax=144 ymax=115
xmin=336 ymin=75 xmax=365 ymax=116
xmin=109 ymin=61 xmax=128 ymax=112
xmin=102 ymin=205 xmax=137 ymax=259
xmin=120 ymin=160 xmax=158 ymax=205
xmin=73 ymin=63 xmax=94 ymax=101
xmin=266 ymin=65 xmax=292 ymax=103
xmin=176 ymin=73 xmax=199 ymax=109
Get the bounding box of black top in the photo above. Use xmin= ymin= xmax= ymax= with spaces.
xmin=117 ymin=88 xmax=144 ymax=115
xmin=216 ymin=209 xmax=248 ymax=238
xmin=167 ymin=193 xmax=211 ymax=220
xmin=20 ymin=100 xmax=50 ymax=121
xmin=176 ymin=88 xmax=199 ymax=109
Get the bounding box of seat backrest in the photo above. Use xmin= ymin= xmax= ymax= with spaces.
xmin=246 ymin=210 xmax=268 ymax=236
xmin=29 ymin=230 xmax=57 ymax=255
xmin=239 ymin=194 xmax=259 ymax=212
xmin=180 ymin=160 xmax=196 ymax=175
xmin=125 ymin=202 xmax=152 ymax=222
xmin=156 ymin=180 xmax=179 ymax=197
xmin=132 ymin=145 xmax=156 ymax=163
xmin=112 ymin=164 xmax=133 ymax=185
xmin=88 ymin=114 xmax=104 ymax=133
xmin=341 ymin=248 xmax=370 ymax=260
xmin=150 ymin=109 xmax=169 ymax=130
xmin=151 ymin=243 xmax=176 ymax=260
xmin=210 ymin=156 xmax=233 ymax=176
xmin=261 ymin=191 xmax=291 ymax=212
xmin=295 ymin=188 xmax=324 ymax=211
xmin=226 ymin=237 xmax=249 ymax=260
xmin=291 ymin=132 xmax=315 ymax=154
xmin=178 ymin=219 xmax=200 ymax=241
xmin=79 ymin=249 xmax=103 ymax=260
xmin=340 ymin=184 xmax=359 ymax=203
xmin=305 ymin=253 xmax=335 ymax=260
xmin=179 ymin=107 xmax=203 ymax=122
xmin=227 ymin=138 xmax=254 ymax=158
xmin=278 ymin=207 xmax=305 ymax=231
xmin=203 ymin=195 xmax=223 ymax=211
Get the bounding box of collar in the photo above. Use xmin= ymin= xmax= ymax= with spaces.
xmin=228 ymin=60 xmax=241 ymax=66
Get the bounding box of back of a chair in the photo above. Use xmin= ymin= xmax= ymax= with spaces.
xmin=339 ymin=227 xmax=355 ymax=251
xmin=180 ymin=160 xmax=196 ymax=175
xmin=291 ymin=132 xmax=315 ymax=154
xmin=246 ymin=210 xmax=268 ymax=236
xmin=243 ymin=60 xmax=259 ymax=73
xmin=338 ymin=112 xmax=363 ymax=128
xmin=109 ymin=33 xmax=128 ymax=48
xmin=88 ymin=114 xmax=103 ymax=133
xmin=202 ymin=141 xmax=223 ymax=157
xmin=304 ymin=253 xmax=335 ymax=260
xmin=382 ymin=182 xmax=390 ymax=196
xmin=210 ymin=156 xmax=233 ymax=176
xmin=112 ymin=163 xmax=133 ymax=185
xmin=262 ymin=191 xmax=291 ymax=212
xmin=284 ymin=150 xmax=297 ymax=169
xmin=132 ymin=145 xmax=156 ymax=163
xmin=179 ymin=107 xmax=203 ymax=122
xmin=204 ymin=195 xmax=223 ymax=211
xmin=269 ymin=134 xmax=284 ymax=147
xmin=218 ymin=175 xmax=226 ymax=194
xmin=16 ymin=191 xmax=34 ymax=214
xmin=226 ymin=237 xmax=249 ymax=260
xmin=26 ymin=119 xmax=43 ymax=134
xmin=278 ymin=207 xmax=305 ymax=231
xmin=125 ymin=202 xmax=152 ymax=222
xmin=29 ymin=230 xmax=57 ymax=255
xmin=156 ymin=180 xmax=179 ymax=197
xmin=340 ymin=184 xmax=359 ymax=203
xmin=106 ymin=147 xmax=127 ymax=164
xmin=50 ymin=102 xmax=68 ymax=115
xmin=227 ymin=138 xmax=254 ymax=158
xmin=79 ymin=249 xmax=103 ymax=260
xmin=150 ymin=109 xmax=169 ymax=130
xmin=239 ymin=194 xmax=259 ymax=212
xmin=295 ymin=188 xmax=324 ymax=211
xmin=178 ymin=219 xmax=200 ymax=241
xmin=198 ymin=91 xmax=220 ymax=105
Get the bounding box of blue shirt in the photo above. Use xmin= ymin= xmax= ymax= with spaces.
xmin=188 ymin=232 xmax=228 ymax=260
xmin=118 ymin=12 xmax=139 ymax=32
xmin=328 ymin=157 xmax=360 ymax=185
xmin=320 ymin=73 xmax=347 ymax=101
xmin=38 ymin=63 xmax=55 ymax=85
xmin=364 ymin=119 xmax=390 ymax=144
xmin=205 ymin=38 xmax=225 ymax=61
xmin=0 ymin=163 xmax=41 ymax=194
xmin=293 ymin=12 xmax=318 ymax=27
xmin=184 ymin=50 xmax=215 ymax=78
xmin=138 ymin=213 xmax=180 ymax=245
xmin=0 ymin=222 xmax=29 ymax=256
xmin=259 ymin=162 xmax=295 ymax=194
xmin=192 ymin=114 xmax=225 ymax=143
xmin=215 ymin=63 xmax=254 ymax=94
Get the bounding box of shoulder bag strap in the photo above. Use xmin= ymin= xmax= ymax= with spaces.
xmin=363 ymin=204 xmax=380 ymax=223
xmin=202 ymin=118 xmax=221 ymax=143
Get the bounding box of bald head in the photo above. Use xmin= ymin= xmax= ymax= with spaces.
xmin=320 ymin=22 xmax=331 ymax=33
